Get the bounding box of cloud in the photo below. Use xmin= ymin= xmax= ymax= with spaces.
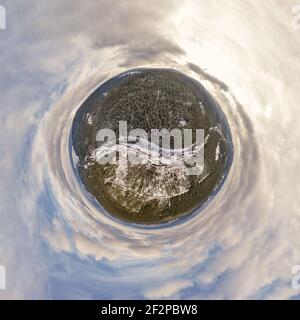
xmin=1 ymin=0 xmax=300 ymax=300
xmin=144 ymin=279 xmax=193 ymax=299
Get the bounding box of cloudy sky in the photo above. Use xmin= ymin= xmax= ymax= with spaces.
xmin=0 ymin=0 xmax=300 ymax=299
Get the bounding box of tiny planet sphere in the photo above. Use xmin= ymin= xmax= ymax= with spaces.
xmin=72 ymin=69 xmax=233 ymax=224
